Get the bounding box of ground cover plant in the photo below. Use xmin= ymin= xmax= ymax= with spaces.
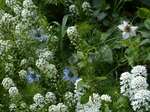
xmin=0 ymin=0 xmax=150 ymax=111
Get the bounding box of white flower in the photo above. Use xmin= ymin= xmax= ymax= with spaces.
xmin=120 ymin=72 xmax=131 ymax=85
xmin=131 ymin=65 xmax=147 ymax=77
xmin=33 ymin=93 xmax=44 ymax=105
xmin=18 ymin=70 xmax=27 ymax=79
xmin=131 ymin=90 xmax=150 ymax=111
xmin=9 ymin=87 xmax=19 ymax=97
xmin=67 ymin=26 xmax=78 ymax=38
xmin=44 ymin=92 xmax=56 ymax=104
xmin=2 ymin=78 xmax=15 ymax=90
xmin=100 ymin=94 xmax=112 ymax=102
xmin=9 ymin=103 xmax=17 ymax=111
xmin=118 ymin=21 xmax=138 ymax=39
xmin=131 ymin=76 xmax=148 ymax=90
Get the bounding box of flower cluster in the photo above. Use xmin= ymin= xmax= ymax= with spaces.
xmin=82 ymin=2 xmax=93 ymax=15
xmin=48 ymin=103 xmax=68 ymax=112
xmin=120 ymin=65 xmax=150 ymax=111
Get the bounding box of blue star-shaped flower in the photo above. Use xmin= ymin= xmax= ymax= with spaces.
xmin=62 ymin=69 xmax=78 ymax=83
xmin=26 ymin=70 xmax=41 ymax=83
xmin=29 ymin=26 xmax=49 ymax=42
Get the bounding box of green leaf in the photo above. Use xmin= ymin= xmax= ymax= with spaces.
xmin=137 ymin=8 xmax=150 ymax=19
xmin=77 ymin=61 xmax=87 ymax=68
xmin=77 ymin=51 xmax=84 ymax=59
xmin=144 ymin=18 xmax=150 ymax=29
xmin=140 ymin=39 xmax=150 ymax=45
xmin=94 ymin=77 xmax=107 ymax=81
xmin=97 ymin=11 xmax=108 ymax=21
xmin=139 ymin=0 xmax=150 ymax=7
xmin=77 ymin=80 xmax=87 ymax=89
xmin=139 ymin=28 xmax=150 ymax=38
xmin=80 ymin=93 xmax=90 ymax=104
xmin=101 ymin=45 xmax=113 ymax=64
xmin=100 ymin=32 xmax=110 ymax=42
xmin=61 ymin=14 xmax=71 ymax=37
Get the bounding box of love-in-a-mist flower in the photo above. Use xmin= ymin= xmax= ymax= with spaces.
xmin=29 ymin=26 xmax=49 ymax=42
xmin=118 ymin=21 xmax=138 ymax=39
xmin=62 ymin=69 xmax=78 ymax=83
xmin=26 ymin=70 xmax=40 ymax=83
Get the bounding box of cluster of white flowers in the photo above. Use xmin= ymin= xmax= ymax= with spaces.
xmin=0 ymin=40 xmax=12 ymax=54
xmin=18 ymin=70 xmax=27 ymax=79
xmin=36 ymin=58 xmax=57 ymax=78
xmin=33 ymin=93 xmax=45 ymax=105
xmin=23 ymin=0 xmax=37 ymax=9
xmin=44 ymin=92 xmax=56 ymax=104
xmin=69 ymin=4 xmax=79 ymax=15
xmin=39 ymin=50 xmax=54 ymax=62
xmin=48 ymin=103 xmax=68 ymax=112
xmin=120 ymin=65 xmax=150 ymax=111
xmin=9 ymin=103 xmax=17 ymax=111
xmin=20 ymin=58 xmax=28 ymax=66
xmin=8 ymin=87 xmax=19 ymax=97
xmin=100 ymin=94 xmax=112 ymax=102
xmin=2 ymin=78 xmax=15 ymax=90
xmin=67 ymin=26 xmax=83 ymax=49
xmin=30 ymin=103 xmax=44 ymax=112
xmin=82 ymin=2 xmax=93 ymax=15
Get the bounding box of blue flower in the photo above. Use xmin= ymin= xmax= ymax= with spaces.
xmin=26 ymin=70 xmax=41 ymax=83
xmin=29 ymin=26 xmax=49 ymax=42
xmin=62 ymin=69 xmax=78 ymax=83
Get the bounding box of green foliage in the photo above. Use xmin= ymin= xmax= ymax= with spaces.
xmin=137 ymin=8 xmax=150 ymax=19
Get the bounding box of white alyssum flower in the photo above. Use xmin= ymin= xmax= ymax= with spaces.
xmin=18 ymin=70 xmax=27 ymax=79
xmin=9 ymin=103 xmax=17 ymax=111
xmin=48 ymin=103 xmax=68 ymax=112
xmin=39 ymin=50 xmax=53 ymax=61
xmin=130 ymin=76 xmax=148 ymax=90
xmin=69 ymin=4 xmax=78 ymax=15
xmin=67 ymin=26 xmax=79 ymax=38
xmin=20 ymin=58 xmax=28 ymax=66
xmin=120 ymin=72 xmax=131 ymax=85
xmin=76 ymin=93 xmax=101 ymax=112
xmin=100 ymin=94 xmax=112 ymax=102
xmin=9 ymin=87 xmax=19 ymax=97
xmin=131 ymin=65 xmax=147 ymax=77
xmin=23 ymin=0 xmax=37 ymax=8
xmin=118 ymin=21 xmax=138 ymax=39
xmin=131 ymin=90 xmax=150 ymax=112
xmin=45 ymin=92 xmax=56 ymax=104
xmin=2 ymin=77 xmax=15 ymax=90
xmin=82 ymin=2 xmax=91 ymax=11
xmin=33 ymin=93 xmax=44 ymax=105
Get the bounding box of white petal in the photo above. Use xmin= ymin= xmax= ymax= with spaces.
xmin=130 ymin=26 xmax=138 ymax=31
xmin=122 ymin=32 xmax=129 ymax=39
xmin=129 ymin=31 xmax=136 ymax=36
xmin=123 ymin=21 xmax=128 ymax=27
xmin=118 ymin=25 xmax=125 ymax=31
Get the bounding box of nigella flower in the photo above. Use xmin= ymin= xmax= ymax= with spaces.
xmin=62 ymin=69 xmax=78 ymax=83
xmin=118 ymin=21 xmax=138 ymax=39
xmin=26 ymin=70 xmax=40 ymax=83
xmin=29 ymin=26 xmax=49 ymax=42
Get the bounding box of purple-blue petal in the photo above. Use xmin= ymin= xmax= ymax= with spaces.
xmin=37 ymin=36 xmax=43 ymax=42
xmin=28 ymin=78 xmax=34 ymax=83
xmin=70 ymin=75 xmax=78 ymax=83
xmin=36 ymin=74 xmax=41 ymax=77
xmin=62 ymin=75 xmax=69 ymax=81
xmin=26 ymin=75 xmax=31 ymax=79
xmin=42 ymin=35 xmax=49 ymax=39
xmin=29 ymin=70 xmax=34 ymax=74
xmin=37 ymin=26 xmax=43 ymax=32
xmin=35 ymin=77 xmax=40 ymax=82
xmin=63 ymin=70 xmax=69 ymax=75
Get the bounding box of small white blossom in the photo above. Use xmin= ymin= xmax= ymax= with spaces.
xmin=2 ymin=77 xmax=15 ymax=90
xmin=45 ymin=92 xmax=56 ymax=104
xmin=67 ymin=26 xmax=78 ymax=38
xmin=48 ymin=103 xmax=68 ymax=112
xmin=118 ymin=21 xmax=138 ymax=39
xmin=131 ymin=90 xmax=150 ymax=112
xmin=131 ymin=65 xmax=147 ymax=77
xmin=18 ymin=70 xmax=27 ymax=79
xmin=131 ymin=76 xmax=148 ymax=90
xmin=33 ymin=93 xmax=44 ymax=105
xmin=100 ymin=94 xmax=112 ymax=102
xmin=9 ymin=103 xmax=17 ymax=111
xmin=9 ymin=87 xmax=19 ymax=97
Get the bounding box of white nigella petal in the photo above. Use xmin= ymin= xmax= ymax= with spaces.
xmin=118 ymin=21 xmax=138 ymax=39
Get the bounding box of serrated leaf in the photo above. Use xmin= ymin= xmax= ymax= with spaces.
xmin=144 ymin=18 xmax=150 ymax=29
